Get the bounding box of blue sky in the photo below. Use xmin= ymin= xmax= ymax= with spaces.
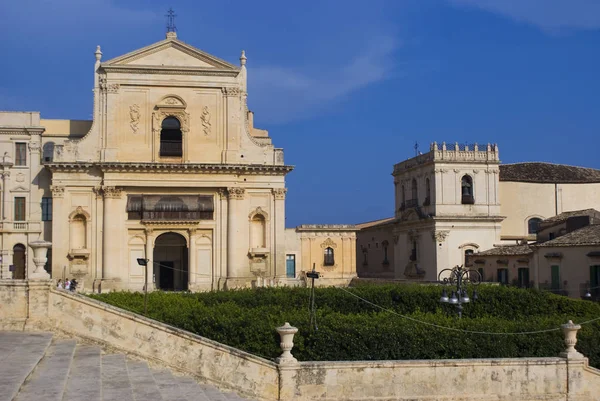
xmin=1 ymin=0 xmax=599 ymax=227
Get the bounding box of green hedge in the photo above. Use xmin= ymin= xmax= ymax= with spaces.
xmin=89 ymin=285 xmax=600 ymax=367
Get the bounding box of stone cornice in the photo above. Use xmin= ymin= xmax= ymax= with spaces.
xmin=101 ymin=65 xmax=240 ymax=77
xmin=0 ymin=127 xmax=45 ymax=135
xmin=296 ymin=224 xmax=358 ymax=232
xmin=45 ymin=162 xmax=294 ymax=175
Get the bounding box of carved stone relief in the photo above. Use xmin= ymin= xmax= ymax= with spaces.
xmin=272 ymin=188 xmax=287 ymax=200
xmin=129 ymin=104 xmax=141 ymax=134
xmin=51 ymin=185 xmax=65 ymax=198
xmin=320 ymin=238 xmax=337 ymax=249
xmin=227 ymin=187 xmax=245 ymax=200
xmin=201 ymin=106 xmax=211 ymax=136
xmin=103 ymin=186 xmax=122 ymax=199
xmin=431 ymin=230 xmax=450 ymax=242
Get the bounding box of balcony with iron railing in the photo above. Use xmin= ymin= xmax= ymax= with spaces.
xmin=129 ymin=210 xmax=214 ymax=221
xmin=159 ymin=140 xmax=183 ymax=157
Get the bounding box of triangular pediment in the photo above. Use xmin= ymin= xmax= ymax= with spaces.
xmin=102 ymin=37 xmax=238 ymax=70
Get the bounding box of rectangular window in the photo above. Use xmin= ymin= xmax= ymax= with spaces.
xmin=41 ymin=197 xmax=52 ymax=221
xmin=551 ymin=265 xmax=560 ymax=291
xmin=15 ymin=143 xmax=27 ymax=166
xmin=286 ymin=255 xmax=296 ymax=278
xmin=497 ymin=268 xmax=508 ymax=285
xmin=14 ymin=197 xmax=26 ymax=221
xmin=518 ymin=268 xmax=530 ymax=288
xmin=590 ymin=265 xmax=600 ymax=298
xmin=477 ymin=268 xmax=485 ymax=281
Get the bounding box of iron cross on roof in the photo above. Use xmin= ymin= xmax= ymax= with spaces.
xmin=166 ymin=8 xmax=177 ymax=33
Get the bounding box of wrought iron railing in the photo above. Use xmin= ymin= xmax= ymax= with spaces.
xmin=159 ymin=141 xmax=182 ymax=157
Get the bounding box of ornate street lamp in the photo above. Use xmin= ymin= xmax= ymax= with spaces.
xmin=438 ymin=265 xmax=482 ymax=318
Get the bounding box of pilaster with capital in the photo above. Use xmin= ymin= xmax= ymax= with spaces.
xmin=1 ymin=172 xmax=10 ymax=220
xmin=273 ymin=188 xmax=287 ymax=278
xmin=222 ymin=87 xmax=242 ymax=162
xmin=102 ymin=186 xmax=123 ymax=279
xmin=144 ymin=228 xmax=155 ymax=290
xmin=188 ymin=228 xmax=198 ymax=285
xmin=226 ymin=187 xmax=249 ymax=281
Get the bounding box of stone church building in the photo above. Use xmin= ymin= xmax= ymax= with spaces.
xmin=0 ymin=31 xmax=357 ymax=291
xmin=357 ymin=143 xmax=600 ymax=285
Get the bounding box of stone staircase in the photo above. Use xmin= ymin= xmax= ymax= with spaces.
xmin=0 ymin=332 xmax=253 ymax=401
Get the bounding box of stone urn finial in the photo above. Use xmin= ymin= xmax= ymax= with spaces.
xmin=276 ymin=322 xmax=298 ymax=364
xmin=28 ymin=240 xmax=52 ymax=280
xmin=560 ymin=320 xmax=584 ymax=360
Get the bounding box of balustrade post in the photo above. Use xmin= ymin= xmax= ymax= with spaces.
xmin=560 ymin=320 xmax=584 ymax=359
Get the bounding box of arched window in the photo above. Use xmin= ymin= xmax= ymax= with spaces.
xmin=464 ymin=249 xmax=474 ymax=267
xmin=42 ymin=142 xmax=55 ymax=163
xmin=160 ymin=116 xmax=182 ymax=157
xmin=461 ymin=175 xmax=474 ymax=204
xmin=382 ymin=240 xmax=389 ymax=265
xmin=251 ymin=214 xmax=266 ymax=248
xmin=528 ymin=218 xmax=542 ymax=235
xmin=411 ymin=179 xmax=418 ymax=202
xmin=324 ymin=247 xmax=335 ymax=266
xmin=425 ymin=178 xmax=431 ymax=205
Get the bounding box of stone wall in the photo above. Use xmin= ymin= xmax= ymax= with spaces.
xmin=2 ymin=280 xmax=600 ymax=401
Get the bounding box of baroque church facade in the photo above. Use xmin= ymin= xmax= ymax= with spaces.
xmin=0 ymin=31 xmax=357 ymax=291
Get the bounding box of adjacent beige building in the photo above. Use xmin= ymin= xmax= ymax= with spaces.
xmin=472 ymin=209 xmax=600 ymax=298
xmin=0 ymin=31 xmax=359 ymax=291
xmin=358 ymin=143 xmax=600 ymax=283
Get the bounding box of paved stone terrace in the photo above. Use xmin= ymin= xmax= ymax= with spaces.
xmin=0 ymin=331 xmax=253 ymax=401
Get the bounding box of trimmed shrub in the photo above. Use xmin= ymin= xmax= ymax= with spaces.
xmin=89 ymin=284 xmax=600 ymax=367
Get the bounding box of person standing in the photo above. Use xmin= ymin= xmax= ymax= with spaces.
xmin=65 ymin=278 xmax=70 ymax=291
xmin=56 ymin=279 xmax=64 ymax=290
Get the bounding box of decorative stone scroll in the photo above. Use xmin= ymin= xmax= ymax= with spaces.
xmin=272 ymin=188 xmax=287 ymax=200
xmin=432 ymin=230 xmax=450 ymax=242
xmin=28 ymin=142 xmax=41 ymax=153
xmin=227 ymin=187 xmax=245 ymax=200
xmin=129 ymin=104 xmax=141 ymax=134
xmin=50 ymin=185 xmax=65 ymax=198
xmin=103 ymin=186 xmax=122 ymax=199
xmin=221 ymin=87 xmax=241 ymax=97
xmin=201 ymin=106 xmax=211 ymax=136
xmin=320 ymin=238 xmax=337 ymax=249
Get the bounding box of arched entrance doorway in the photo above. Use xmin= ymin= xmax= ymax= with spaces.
xmin=12 ymin=244 xmax=26 ymax=279
xmin=153 ymin=232 xmax=188 ymax=291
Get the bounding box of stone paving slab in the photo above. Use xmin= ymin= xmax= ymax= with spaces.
xmin=102 ymin=354 xmax=135 ymax=401
xmin=177 ymin=376 xmax=212 ymax=401
xmin=151 ymin=369 xmax=188 ymax=401
xmin=127 ymin=360 xmax=164 ymax=401
xmin=0 ymin=332 xmax=53 ymax=401
xmin=0 ymin=332 xmax=255 ymax=401
xmin=14 ymin=339 xmax=77 ymax=401
xmin=63 ymin=345 xmax=102 ymax=401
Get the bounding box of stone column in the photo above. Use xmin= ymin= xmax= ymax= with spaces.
xmin=226 ymin=187 xmax=247 ymax=287
xmin=144 ymin=228 xmax=154 ymax=291
xmin=28 ymin=142 xmax=42 ymax=220
xmin=50 ymin=185 xmax=65 ymax=279
xmin=272 ymin=188 xmax=287 ymax=281
xmin=188 ymin=228 xmax=197 ymax=289
xmin=102 ymin=186 xmax=122 ymax=281
xmin=1 ymin=171 xmax=10 ymax=220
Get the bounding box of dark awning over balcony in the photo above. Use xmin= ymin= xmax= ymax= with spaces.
xmin=127 ymin=195 xmax=214 ymax=220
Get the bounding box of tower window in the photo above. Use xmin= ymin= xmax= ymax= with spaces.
xmin=528 ymin=218 xmax=542 ymax=234
xmin=160 ymin=116 xmax=182 ymax=157
xmin=424 ymin=178 xmax=431 ymax=205
xmin=461 ymin=175 xmax=474 ymax=204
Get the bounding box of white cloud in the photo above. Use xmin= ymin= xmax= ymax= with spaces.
xmin=248 ymin=36 xmax=399 ymax=124
xmin=448 ymin=0 xmax=600 ymax=32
